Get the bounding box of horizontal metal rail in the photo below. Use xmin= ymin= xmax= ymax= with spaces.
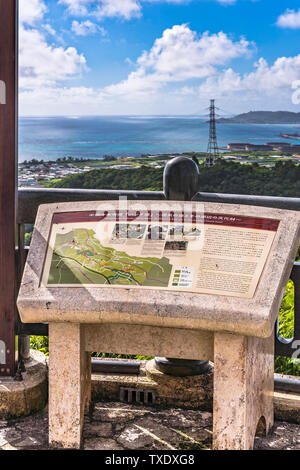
xmin=18 ymin=188 xmax=300 ymax=225
xmin=274 ymin=375 xmax=300 ymax=394
xmin=91 ymin=359 xmax=140 ymax=375
xmin=18 ymin=188 xmax=165 ymax=224
xmin=195 ymin=192 xmax=300 ymax=211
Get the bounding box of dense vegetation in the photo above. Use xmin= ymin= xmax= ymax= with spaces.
xmin=198 ymin=160 xmax=300 ymax=197
xmin=49 ymin=165 xmax=164 ymax=191
xmin=48 ymin=160 xmax=300 ymax=198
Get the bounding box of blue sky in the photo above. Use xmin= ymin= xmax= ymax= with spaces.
xmin=19 ymin=0 xmax=300 ymax=115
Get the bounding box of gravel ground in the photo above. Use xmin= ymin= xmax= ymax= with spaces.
xmin=0 ymin=402 xmax=299 ymax=451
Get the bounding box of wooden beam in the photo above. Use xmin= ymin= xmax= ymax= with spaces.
xmin=0 ymin=0 xmax=17 ymax=377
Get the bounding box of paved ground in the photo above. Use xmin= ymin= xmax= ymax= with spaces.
xmin=0 ymin=402 xmax=299 ymax=451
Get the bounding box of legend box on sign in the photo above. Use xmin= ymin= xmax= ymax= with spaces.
xmin=172 ymin=267 xmax=194 ymax=288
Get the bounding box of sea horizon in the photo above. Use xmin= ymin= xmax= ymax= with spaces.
xmin=18 ymin=115 xmax=300 ymax=163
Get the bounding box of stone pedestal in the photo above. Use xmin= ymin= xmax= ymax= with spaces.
xmin=17 ymin=200 xmax=300 ymax=450
xmin=146 ymin=359 xmax=213 ymax=409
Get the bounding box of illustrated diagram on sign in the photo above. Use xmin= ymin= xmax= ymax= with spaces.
xmin=47 ymin=228 xmax=172 ymax=288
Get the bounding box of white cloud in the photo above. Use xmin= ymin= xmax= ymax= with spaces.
xmin=215 ymin=0 xmax=237 ymax=5
xmin=43 ymin=24 xmax=56 ymax=36
xmin=20 ymin=27 xmax=87 ymax=89
xmin=19 ymin=0 xmax=47 ymax=25
xmin=59 ymin=0 xmax=238 ymax=22
xmin=243 ymin=56 xmax=300 ymax=91
xmin=20 ymin=51 xmax=300 ymax=115
xmin=194 ymin=54 xmax=300 ymax=114
xmin=94 ymin=0 xmax=142 ymax=20
xmin=19 ymin=0 xmax=88 ymax=90
xmin=98 ymin=28 xmax=300 ymax=113
xmin=138 ymin=26 xmax=251 ymax=77
xmin=59 ymin=0 xmax=142 ymax=19
xmin=277 ymin=9 xmax=300 ymax=29
xmin=19 ymin=86 xmax=105 ymax=115
xmin=200 ymin=55 xmax=300 ymax=95
xmin=58 ymin=0 xmax=91 ymax=16
xmin=103 ymin=25 xmax=253 ymax=99
xmin=72 ymin=20 xmax=106 ymax=36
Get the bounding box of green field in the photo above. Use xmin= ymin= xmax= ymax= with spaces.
xmin=48 ymin=228 xmax=172 ymax=287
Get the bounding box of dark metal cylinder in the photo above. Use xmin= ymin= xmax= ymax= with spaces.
xmin=163 ymin=156 xmax=200 ymax=201
xmin=18 ymin=335 xmax=31 ymax=363
xmin=155 ymin=156 xmax=211 ymax=376
xmin=154 ymin=357 xmax=211 ymax=376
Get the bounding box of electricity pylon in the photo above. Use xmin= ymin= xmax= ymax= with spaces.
xmin=205 ymin=99 xmax=219 ymax=167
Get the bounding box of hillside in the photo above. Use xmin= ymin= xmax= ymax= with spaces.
xmin=217 ymin=111 xmax=300 ymax=124
xmin=49 ymin=160 xmax=300 ymax=198
xmin=48 ymin=165 xmax=164 ymax=191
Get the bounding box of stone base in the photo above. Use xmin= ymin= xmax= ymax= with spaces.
xmin=146 ymin=359 xmax=213 ymax=409
xmin=0 ymin=350 xmax=48 ymax=420
xmin=274 ymin=391 xmax=300 ymax=424
xmin=91 ymin=360 xmax=157 ymax=402
xmin=91 ymin=359 xmax=213 ymax=410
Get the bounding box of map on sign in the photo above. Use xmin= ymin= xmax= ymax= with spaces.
xmin=48 ymin=228 xmax=172 ymax=288
xmin=41 ymin=210 xmax=280 ymax=298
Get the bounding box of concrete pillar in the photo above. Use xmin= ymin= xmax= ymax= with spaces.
xmin=213 ymin=331 xmax=274 ymax=450
xmin=49 ymin=323 xmax=91 ymax=449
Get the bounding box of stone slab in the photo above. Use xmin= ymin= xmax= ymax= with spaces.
xmin=85 ymin=324 xmax=214 ymax=361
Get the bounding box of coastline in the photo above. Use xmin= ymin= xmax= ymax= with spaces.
xmin=18 ymin=149 xmax=300 ymax=188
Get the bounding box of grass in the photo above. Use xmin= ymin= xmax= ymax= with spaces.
xmin=30 ymin=335 xmax=49 ymax=356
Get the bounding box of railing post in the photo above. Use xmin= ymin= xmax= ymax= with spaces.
xmin=0 ymin=0 xmax=18 ymax=378
xmin=16 ymin=223 xmax=31 ymax=365
xmin=155 ymin=156 xmax=211 ymax=376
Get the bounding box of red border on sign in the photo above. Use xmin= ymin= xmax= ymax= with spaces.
xmin=52 ymin=210 xmax=280 ymax=232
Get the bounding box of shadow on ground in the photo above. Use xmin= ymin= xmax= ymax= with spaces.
xmin=0 ymin=402 xmax=299 ymax=450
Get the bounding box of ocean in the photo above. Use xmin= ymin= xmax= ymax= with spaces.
xmin=18 ymin=115 xmax=300 ymax=163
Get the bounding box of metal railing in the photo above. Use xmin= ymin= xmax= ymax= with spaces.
xmin=16 ymin=187 xmax=300 ymax=359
